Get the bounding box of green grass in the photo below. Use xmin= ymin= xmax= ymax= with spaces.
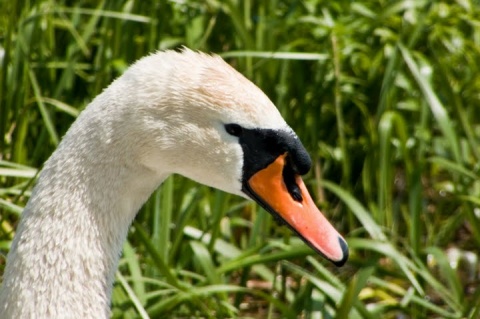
xmin=1 ymin=0 xmax=480 ymax=318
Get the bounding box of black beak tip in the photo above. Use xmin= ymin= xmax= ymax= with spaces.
xmin=332 ymin=237 xmax=349 ymax=267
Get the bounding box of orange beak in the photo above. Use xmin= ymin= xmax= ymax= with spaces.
xmin=247 ymin=153 xmax=348 ymax=266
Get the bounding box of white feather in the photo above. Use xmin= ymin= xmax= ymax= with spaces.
xmin=0 ymin=48 xmax=289 ymax=318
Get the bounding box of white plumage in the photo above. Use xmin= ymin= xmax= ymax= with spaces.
xmin=0 ymin=49 xmax=289 ymax=318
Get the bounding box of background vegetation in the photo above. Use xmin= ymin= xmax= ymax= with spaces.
xmin=1 ymin=0 xmax=480 ymax=318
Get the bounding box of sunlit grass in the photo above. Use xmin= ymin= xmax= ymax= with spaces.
xmin=1 ymin=0 xmax=480 ymax=318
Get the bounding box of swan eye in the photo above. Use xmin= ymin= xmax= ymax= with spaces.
xmin=225 ymin=123 xmax=243 ymax=137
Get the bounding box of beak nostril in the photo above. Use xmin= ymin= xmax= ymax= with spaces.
xmin=282 ymin=156 xmax=303 ymax=202
xmin=290 ymin=185 xmax=302 ymax=202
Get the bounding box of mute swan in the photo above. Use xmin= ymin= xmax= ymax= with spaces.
xmin=0 ymin=48 xmax=348 ymax=318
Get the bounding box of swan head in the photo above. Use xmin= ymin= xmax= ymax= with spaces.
xmin=118 ymin=49 xmax=348 ymax=266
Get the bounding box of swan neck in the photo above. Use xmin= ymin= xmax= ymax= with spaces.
xmin=0 ymin=111 xmax=166 ymax=318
